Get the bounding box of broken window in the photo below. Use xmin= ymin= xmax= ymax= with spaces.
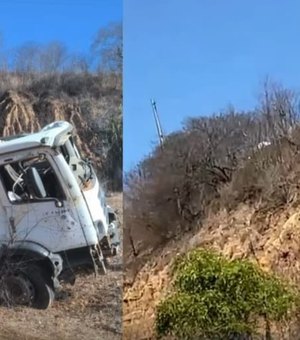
xmin=59 ymin=136 xmax=93 ymax=188
xmin=0 ymin=154 xmax=65 ymax=204
xmin=59 ymin=144 xmax=70 ymax=164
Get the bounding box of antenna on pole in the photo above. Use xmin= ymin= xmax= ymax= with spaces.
xmin=151 ymin=99 xmax=164 ymax=149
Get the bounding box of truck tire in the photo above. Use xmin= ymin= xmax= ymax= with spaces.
xmin=24 ymin=264 xmax=55 ymax=309
xmin=3 ymin=263 xmax=55 ymax=310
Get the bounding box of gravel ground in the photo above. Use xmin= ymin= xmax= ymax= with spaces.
xmin=0 ymin=193 xmax=123 ymax=340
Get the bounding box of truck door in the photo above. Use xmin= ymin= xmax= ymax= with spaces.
xmin=0 ymin=154 xmax=87 ymax=252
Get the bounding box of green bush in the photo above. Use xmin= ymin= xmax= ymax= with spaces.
xmin=155 ymin=249 xmax=299 ymax=339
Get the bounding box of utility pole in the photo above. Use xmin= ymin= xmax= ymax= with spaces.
xmin=150 ymin=99 xmax=164 ymax=149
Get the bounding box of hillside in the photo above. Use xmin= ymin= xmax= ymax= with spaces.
xmin=123 ymin=83 xmax=300 ymax=339
xmin=124 ymin=202 xmax=300 ymax=339
xmin=0 ymin=72 xmax=122 ymax=190
xmin=0 ymin=71 xmax=123 ymax=339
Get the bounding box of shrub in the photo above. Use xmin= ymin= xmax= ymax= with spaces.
xmin=155 ymin=249 xmax=299 ymax=339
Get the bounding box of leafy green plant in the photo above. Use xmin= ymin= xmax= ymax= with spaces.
xmin=155 ymin=249 xmax=299 ymax=339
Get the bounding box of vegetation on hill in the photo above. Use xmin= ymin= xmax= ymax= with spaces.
xmin=124 ymin=79 xmax=300 ymax=274
xmin=0 ymin=22 xmax=122 ymax=191
xmin=155 ymin=249 xmax=299 ymax=339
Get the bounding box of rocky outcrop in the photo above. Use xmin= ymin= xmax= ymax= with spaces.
xmin=123 ymin=202 xmax=300 ymax=339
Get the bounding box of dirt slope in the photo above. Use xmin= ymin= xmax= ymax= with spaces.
xmin=123 ymin=201 xmax=300 ymax=339
xmin=0 ymin=90 xmax=97 ymax=163
xmin=0 ymin=193 xmax=123 ymax=340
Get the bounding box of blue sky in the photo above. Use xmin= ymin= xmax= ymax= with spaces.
xmin=0 ymin=0 xmax=122 ymax=54
xmin=124 ymin=0 xmax=300 ymax=171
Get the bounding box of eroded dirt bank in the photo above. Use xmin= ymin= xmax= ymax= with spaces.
xmin=123 ymin=202 xmax=300 ymax=339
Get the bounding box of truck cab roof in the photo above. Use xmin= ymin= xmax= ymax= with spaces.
xmin=0 ymin=121 xmax=73 ymax=155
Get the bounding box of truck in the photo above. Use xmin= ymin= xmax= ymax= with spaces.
xmin=0 ymin=121 xmax=120 ymax=309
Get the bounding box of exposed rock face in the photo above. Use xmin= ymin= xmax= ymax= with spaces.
xmin=123 ymin=203 xmax=300 ymax=339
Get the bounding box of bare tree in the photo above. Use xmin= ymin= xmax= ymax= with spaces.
xmin=124 ymin=87 xmax=300 ymax=277
xmin=259 ymin=78 xmax=300 ymax=140
xmin=91 ymin=22 xmax=122 ymax=73
xmin=39 ymin=41 xmax=67 ymax=73
xmin=65 ymin=53 xmax=90 ymax=73
xmin=0 ymin=33 xmax=8 ymax=72
xmin=14 ymin=41 xmax=67 ymax=74
xmin=13 ymin=42 xmax=42 ymax=73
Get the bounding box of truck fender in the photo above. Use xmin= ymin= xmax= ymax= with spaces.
xmin=0 ymin=242 xmax=63 ymax=288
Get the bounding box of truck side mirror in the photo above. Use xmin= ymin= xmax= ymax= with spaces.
xmin=26 ymin=167 xmax=47 ymax=199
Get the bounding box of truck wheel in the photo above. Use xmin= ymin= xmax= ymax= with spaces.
xmin=3 ymin=264 xmax=54 ymax=310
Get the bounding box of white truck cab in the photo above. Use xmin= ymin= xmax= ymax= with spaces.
xmin=0 ymin=121 xmax=120 ymax=309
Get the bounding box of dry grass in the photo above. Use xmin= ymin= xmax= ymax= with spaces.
xmin=0 ymin=193 xmax=123 ymax=340
xmin=0 ymin=72 xmax=122 ymax=190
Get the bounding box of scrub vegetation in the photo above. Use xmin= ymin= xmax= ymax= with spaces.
xmin=156 ymin=249 xmax=299 ymax=339
xmin=124 ymin=80 xmax=300 ymax=339
xmin=0 ymin=22 xmax=122 ymax=191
